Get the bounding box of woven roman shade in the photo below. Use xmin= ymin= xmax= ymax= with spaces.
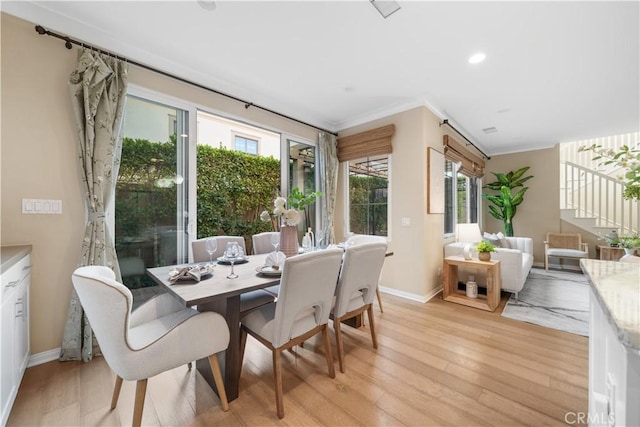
xmin=337 ymin=124 xmax=394 ymax=162
xmin=443 ymin=135 xmax=485 ymax=177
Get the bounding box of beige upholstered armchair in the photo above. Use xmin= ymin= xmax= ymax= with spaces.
xmin=72 ymin=266 xmax=230 ymax=427
xmin=544 ymin=232 xmax=589 ymax=270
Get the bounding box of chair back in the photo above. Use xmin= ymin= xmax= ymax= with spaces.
xmin=346 ymin=234 xmax=387 ymax=246
xmin=334 ymin=242 xmax=387 ymax=318
xmin=272 ymin=248 xmax=343 ymax=348
xmin=252 ymin=232 xmax=279 ymax=255
xmin=192 ymin=236 xmax=246 ymax=261
xmin=71 ymin=266 xmax=133 ymax=375
xmin=546 ymin=233 xmax=582 ymax=250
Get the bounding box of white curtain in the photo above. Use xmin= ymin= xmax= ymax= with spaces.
xmin=60 ymin=49 xmax=128 ymax=361
xmin=318 ymin=132 xmax=339 ymax=244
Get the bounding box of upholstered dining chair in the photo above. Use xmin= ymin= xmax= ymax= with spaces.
xmin=346 ymin=234 xmax=388 ymax=312
xmin=71 ymin=266 xmax=230 ymax=427
xmin=332 ymin=242 xmax=387 ymax=373
xmin=239 ymin=248 xmax=344 ymax=419
xmin=251 ymin=232 xmax=282 ymax=297
xmin=252 ymin=231 xmax=280 ymax=255
xmin=192 ymin=236 xmax=275 ymax=314
xmin=192 ymin=235 xmax=245 ymax=260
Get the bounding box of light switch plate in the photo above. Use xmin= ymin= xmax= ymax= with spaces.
xmin=22 ymin=199 xmax=62 ymax=214
xmin=401 ymin=217 xmax=411 ymax=227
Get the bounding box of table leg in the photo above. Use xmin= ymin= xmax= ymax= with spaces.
xmin=196 ymin=295 xmax=241 ymax=401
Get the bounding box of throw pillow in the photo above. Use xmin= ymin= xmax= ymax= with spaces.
xmin=483 ymin=232 xmax=508 ymax=248
xmin=496 ymin=231 xmax=511 ymax=249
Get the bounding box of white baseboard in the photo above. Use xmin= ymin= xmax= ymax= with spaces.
xmin=379 ymin=285 xmax=442 ymax=303
xmin=28 ymin=347 xmax=60 ymax=368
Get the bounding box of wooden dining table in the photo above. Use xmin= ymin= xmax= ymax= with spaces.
xmin=146 ymin=253 xmax=280 ymax=402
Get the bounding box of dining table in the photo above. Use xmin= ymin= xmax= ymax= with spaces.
xmin=146 ymin=253 xmax=280 ymax=402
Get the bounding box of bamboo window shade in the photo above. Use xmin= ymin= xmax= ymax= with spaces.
xmin=443 ymin=135 xmax=485 ymax=178
xmin=337 ymin=124 xmax=394 ymax=162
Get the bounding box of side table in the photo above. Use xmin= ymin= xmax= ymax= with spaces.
xmin=598 ymin=245 xmax=625 ymax=261
xmin=443 ymin=256 xmax=501 ymax=312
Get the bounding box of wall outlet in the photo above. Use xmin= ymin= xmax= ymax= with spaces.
xmin=401 ymin=217 xmax=411 ymax=227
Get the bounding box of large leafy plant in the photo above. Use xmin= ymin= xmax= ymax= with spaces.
xmin=579 ymin=143 xmax=640 ymax=200
xmin=482 ymin=167 xmax=533 ymax=237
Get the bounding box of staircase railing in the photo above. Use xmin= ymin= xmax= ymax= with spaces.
xmin=562 ymin=161 xmax=639 ymax=236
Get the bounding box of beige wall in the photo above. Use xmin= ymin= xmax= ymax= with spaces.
xmin=0 ymin=13 xmax=317 ymax=355
xmin=483 ymin=146 xmax=561 ymax=264
xmin=336 ymin=106 xmax=445 ymax=301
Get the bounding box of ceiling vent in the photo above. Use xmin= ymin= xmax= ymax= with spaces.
xmin=482 ymin=127 xmax=498 ymax=134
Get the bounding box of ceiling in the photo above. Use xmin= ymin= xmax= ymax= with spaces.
xmin=2 ymin=1 xmax=639 ymax=156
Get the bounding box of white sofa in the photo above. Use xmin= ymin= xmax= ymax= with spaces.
xmin=444 ymin=236 xmax=534 ymax=298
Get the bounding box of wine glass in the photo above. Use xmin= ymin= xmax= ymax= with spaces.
xmin=224 ymin=242 xmax=240 ymax=279
xmin=316 ymin=230 xmax=325 ymax=248
xmin=270 ymin=233 xmax=280 ymax=253
xmin=205 ymin=237 xmax=217 ymax=265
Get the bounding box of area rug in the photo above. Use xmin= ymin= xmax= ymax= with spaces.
xmin=501 ymin=268 xmax=589 ymax=336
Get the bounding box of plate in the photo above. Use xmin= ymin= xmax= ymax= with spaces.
xmin=216 ymin=256 xmax=249 ymax=265
xmin=256 ymin=265 xmax=282 ymax=276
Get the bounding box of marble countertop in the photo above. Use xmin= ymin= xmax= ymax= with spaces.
xmin=580 ymin=259 xmax=640 ymax=352
xmin=1 ymin=245 xmax=32 ymax=271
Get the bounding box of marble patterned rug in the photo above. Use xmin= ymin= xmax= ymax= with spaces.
xmin=501 ymin=268 xmax=589 ymax=336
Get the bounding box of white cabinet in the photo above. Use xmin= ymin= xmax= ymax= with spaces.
xmin=1 ymin=250 xmax=31 ymax=426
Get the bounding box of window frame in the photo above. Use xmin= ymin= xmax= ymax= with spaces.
xmin=344 ymin=154 xmax=392 ymax=240
xmin=444 ymin=159 xmax=482 ymax=238
xmin=232 ymin=133 xmax=259 ymax=155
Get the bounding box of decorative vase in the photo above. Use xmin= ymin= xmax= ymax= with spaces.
xmin=623 ymin=248 xmax=634 ymax=256
xmin=478 ymin=252 xmax=491 ymax=262
xmin=280 ymin=225 xmax=299 ymax=257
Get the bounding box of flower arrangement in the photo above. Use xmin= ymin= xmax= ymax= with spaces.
xmin=260 ymin=196 xmax=301 ymax=231
xmin=619 ymin=235 xmax=640 ymax=250
xmin=260 ymin=187 xmax=321 ymax=231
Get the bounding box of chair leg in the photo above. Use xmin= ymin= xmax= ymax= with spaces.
xmin=321 ymin=324 xmax=335 ymax=379
xmin=273 ymin=349 xmax=284 ymax=419
xmin=132 ymin=379 xmax=147 ymax=427
xmin=208 ymin=354 xmax=229 ymax=412
xmin=376 ymin=287 xmax=384 ymax=313
xmin=545 ymin=254 xmax=548 ymax=270
xmin=111 ymin=375 xmax=123 ymax=410
xmin=367 ymin=305 xmax=378 ymax=349
xmin=334 ymin=318 xmax=346 ymax=373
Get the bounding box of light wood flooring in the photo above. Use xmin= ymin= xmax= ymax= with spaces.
xmin=8 ymin=292 xmax=588 ymax=426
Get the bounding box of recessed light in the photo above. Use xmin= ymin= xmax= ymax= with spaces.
xmin=468 ymin=52 xmax=486 ymax=64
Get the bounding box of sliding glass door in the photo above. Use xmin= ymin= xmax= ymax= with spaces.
xmin=115 ymin=93 xmax=190 ymax=288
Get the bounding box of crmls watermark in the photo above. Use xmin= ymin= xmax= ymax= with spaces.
xmin=564 ymin=411 xmax=614 ymax=425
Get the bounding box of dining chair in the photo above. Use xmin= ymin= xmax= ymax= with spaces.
xmin=252 ymin=231 xmax=280 ymax=255
xmin=192 ymin=236 xmax=275 ymax=314
xmin=346 ymin=234 xmax=388 ymax=313
xmin=251 ymin=231 xmax=282 ymax=297
xmin=192 ymin=235 xmax=246 ymax=260
xmin=71 ymin=266 xmax=230 ymax=427
xmin=332 ymin=242 xmax=387 ymax=373
xmin=239 ymin=248 xmax=344 ymax=419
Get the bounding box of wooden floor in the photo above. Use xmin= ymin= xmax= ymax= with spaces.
xmin=8 ymin=292 xmax=588 ymax=426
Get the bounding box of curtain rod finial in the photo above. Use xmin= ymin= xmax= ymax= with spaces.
xmin=35 ymin=25 xmax=46 ymax=35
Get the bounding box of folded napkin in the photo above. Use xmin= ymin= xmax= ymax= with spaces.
xmin=265 ymin=251 xmax=286 ymax=270
xmin=169 ymin=264 xmax=212 ymax=283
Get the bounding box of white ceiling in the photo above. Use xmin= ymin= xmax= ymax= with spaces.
xmin=3 ymin=1 xmax=639 ymax=156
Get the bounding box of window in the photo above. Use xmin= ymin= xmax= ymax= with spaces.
xmin=348 ymin=155 xmax=389 ymax=236
xmin=444 ymin=159 xmax=480 ymax=235
xmin=233 ymin=135 xmax=258 ymax=155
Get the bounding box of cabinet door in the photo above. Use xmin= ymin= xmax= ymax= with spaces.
xmin=1 ymin=296 xmax=15 ymax=422
xmin=14 ymin=280 xmax=29 ymax=373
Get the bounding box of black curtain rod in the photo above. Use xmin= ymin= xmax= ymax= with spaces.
xmin=35 ymin=25 xmax=338 ymax=137
xmin=440 ymin=119 xmax=490 ymax=160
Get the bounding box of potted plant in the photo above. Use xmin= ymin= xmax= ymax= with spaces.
xmin=619 ymin=235 xmax=640 ymax=256
xmin=476 ymin=240 xmax=496 ymax=262
xmin=482 ymin=167 xmax=534 ymax=236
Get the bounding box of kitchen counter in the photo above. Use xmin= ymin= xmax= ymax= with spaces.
xmin=1 ymin=245 xmax=32 ymax=272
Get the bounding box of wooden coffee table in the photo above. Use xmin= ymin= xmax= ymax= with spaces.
xmin=442 ymin=256 xmax=501 ymax=312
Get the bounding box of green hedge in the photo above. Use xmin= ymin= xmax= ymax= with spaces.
xmin=116 ymin=137 xmax=280 ymax=252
